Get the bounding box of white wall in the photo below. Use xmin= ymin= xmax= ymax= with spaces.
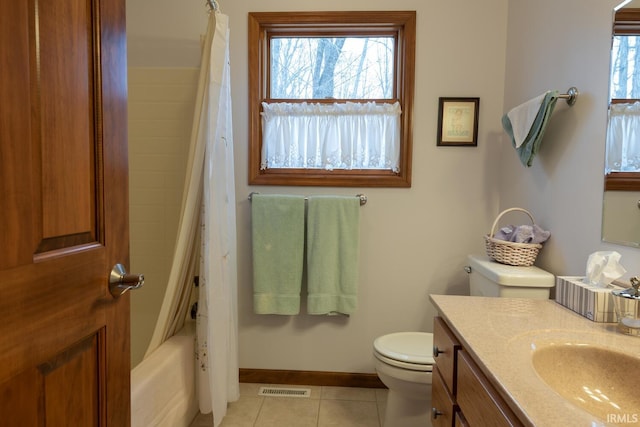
xmin=499 ymin=0 xmax=640 ymax=279
xmin=126 ymin=0 xmax=640 ymax=376
xmin=127 ymin=0 xmax=508 ymax=373
xmin=126 ymin=0 xmax=207 ymax=67
xmin=603 ymin=191 xmax=640 ymax=246
xmin=226 ymin=0 xmax=507 ymax=373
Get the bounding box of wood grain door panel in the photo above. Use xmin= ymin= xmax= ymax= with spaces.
xmin=1 ymin=0 xmax=103 ymax=266
xmin=37 ymin=0 xmax=99 ymax=250
xmin=0 ymin=0 xmax=38 ymax=269
xmin=0 ymin=331 xmax=105 ymax=426
xmin=0 ymin=0 xmax=130 ymax=425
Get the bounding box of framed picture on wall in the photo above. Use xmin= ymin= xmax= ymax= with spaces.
xmin=436 ymin=97 xmax=480 ymax=146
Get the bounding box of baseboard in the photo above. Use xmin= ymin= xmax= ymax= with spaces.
xmin=239 ymin=368 xmax=385 ymax=389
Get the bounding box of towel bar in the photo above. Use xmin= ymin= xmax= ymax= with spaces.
xmin=558 ymin=87 xmax=579 ymax=106
xmin=248 ymin=192 xmax=367 ymax=206
xmin=206 ymin=0 xmax=219 ymax=12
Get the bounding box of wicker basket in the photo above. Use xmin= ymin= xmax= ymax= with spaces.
xmin=484 ymin=208 xmax=543 ymax=267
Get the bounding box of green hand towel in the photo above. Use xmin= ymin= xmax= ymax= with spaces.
xmin=252 ymin=194 xmax=305 ymax=315
xmin=502 ymin=91 xmax=559 ymax=167
xmin=306 ymin=196 xmax=361 ymax=315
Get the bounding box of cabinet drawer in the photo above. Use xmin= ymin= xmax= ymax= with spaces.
xmin=431 ymin=366 xmax=455 ymax=427
xmin=433 ymin=316 xmax=461 ymax=395
xmin=457 ymin=350 xmax=523 ymax=427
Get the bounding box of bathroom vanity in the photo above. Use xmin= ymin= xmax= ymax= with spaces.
xmin=432 ymin=316 xmax=522 ymax=427
xmin=430 ymin=294 xmax=640 ymax=427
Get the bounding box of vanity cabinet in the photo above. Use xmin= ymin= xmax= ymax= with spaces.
xmin=431 ymin=367 xmax=455 ymax=427
xmin=432 ymin=316 xmax=523 ymax=427
xmin=432 ymin=317 xmax=461 ymax=427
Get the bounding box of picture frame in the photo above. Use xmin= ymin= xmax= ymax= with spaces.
xmin=436 ymin=97 xmax=480 ymax=146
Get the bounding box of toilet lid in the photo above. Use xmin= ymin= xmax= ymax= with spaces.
xmin=373 ymin=332 xmax=435 ymax=366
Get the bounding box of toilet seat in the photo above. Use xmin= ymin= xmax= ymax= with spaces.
xmin=373 ymin=332 xmax=434 ymax=372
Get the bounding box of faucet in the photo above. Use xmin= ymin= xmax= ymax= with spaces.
xmin=628 ymin=276 xmax=640 ymax=297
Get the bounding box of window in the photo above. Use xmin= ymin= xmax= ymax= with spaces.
xmin=248 ymin=11 xmax=416 ymax=187
xmin=606 ymin=8 xmax=640 ymax=190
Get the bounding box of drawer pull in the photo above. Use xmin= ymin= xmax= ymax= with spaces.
xmin=433 ymin=345 xmax=445 ymax=357
xmin=432 ymin=407 xmax=444 ymax=419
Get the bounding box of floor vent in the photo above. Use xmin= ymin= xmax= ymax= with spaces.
xmin=258 ymin=386 xmax=311 ymax=398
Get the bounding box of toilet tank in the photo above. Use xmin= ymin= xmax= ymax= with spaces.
xmin=466 ymin=255 xmax=554 ymax=299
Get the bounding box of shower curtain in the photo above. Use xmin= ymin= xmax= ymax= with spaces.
xmin=144 ymin=10 xmax=239 ymax=427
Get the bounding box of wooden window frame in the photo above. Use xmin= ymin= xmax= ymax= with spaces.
xmin=248 ymin=11 xmax=416 ymax=187
xmin=605 ymin=171 xmax=640 ymax=191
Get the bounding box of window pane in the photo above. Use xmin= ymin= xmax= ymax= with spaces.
xmin=611 ymin=35 xmax=640 ymax=99
xmin=269 ymin=36 xmax=395 ymax=99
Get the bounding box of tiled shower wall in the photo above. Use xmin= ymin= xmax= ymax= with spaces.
xmin=128 ymin=67 xmax=199 ymax=366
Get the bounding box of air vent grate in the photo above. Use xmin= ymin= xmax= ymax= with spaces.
xmin=258 ymin=386 xmax=311 ymax=398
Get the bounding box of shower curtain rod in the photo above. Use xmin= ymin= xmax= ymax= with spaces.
xmin=248 ymin=192 xmax=368 ymax=206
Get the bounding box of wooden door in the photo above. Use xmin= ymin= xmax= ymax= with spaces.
xmin=0 ymin=0 xmax=131 ymax=425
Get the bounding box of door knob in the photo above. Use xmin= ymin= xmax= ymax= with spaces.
xmin=432 ymin=407 xmax=444 ymax=419
xmin=109 ymin=264 xmax=144 ymax=298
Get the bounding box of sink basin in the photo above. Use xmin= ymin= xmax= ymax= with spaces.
xmin=532 ymin=344 xmax=640 ymax=421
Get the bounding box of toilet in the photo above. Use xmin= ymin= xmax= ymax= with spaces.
xmin=373 ymin=332 xmax=434 ymax=427
xmin=373 ymin=254 xmax=555 ymax=427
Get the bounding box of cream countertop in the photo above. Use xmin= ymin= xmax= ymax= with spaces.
xmin=429 ymin=294 xmax=640 ymax=427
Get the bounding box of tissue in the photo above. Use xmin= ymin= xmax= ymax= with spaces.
xmin=584 ymin=251 xmax=627 ymax=287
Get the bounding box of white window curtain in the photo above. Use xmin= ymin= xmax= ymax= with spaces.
xmin=606 ymin=102 xmax=640 ymax=173
xmin=261 ymin=101 xmax=401 ymax=172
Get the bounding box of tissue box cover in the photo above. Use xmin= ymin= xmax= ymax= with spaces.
xmin=555 ymin=276 xmax=621 ymax=322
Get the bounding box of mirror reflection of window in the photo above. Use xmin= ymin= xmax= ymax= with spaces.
xmin=606 ymin=7 xmax=640 ymax=183
xmin=611 ymin=35 xmax=640 ymax=100
xmin=601 ymin=4 xmax=640 ymax=248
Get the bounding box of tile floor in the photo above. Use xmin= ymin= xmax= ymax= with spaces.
xmin=189 ymin=383 xmax=388 ymax=427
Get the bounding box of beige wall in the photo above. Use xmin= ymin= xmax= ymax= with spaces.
xmin=128 ymin=67 xmax=199 ymax=366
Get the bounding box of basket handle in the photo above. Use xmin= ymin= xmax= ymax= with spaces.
xmin=489 ymin=208 xmax=536 ymax=238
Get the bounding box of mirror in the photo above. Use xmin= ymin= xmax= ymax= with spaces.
xmin=602 ymin=0 xmax=640 ymax=247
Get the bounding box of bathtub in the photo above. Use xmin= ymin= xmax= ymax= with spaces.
xmin=131 ymin=325 xmax=199 ymax=427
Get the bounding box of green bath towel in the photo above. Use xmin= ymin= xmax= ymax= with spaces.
xmin=502 ymin=91 xmax=559 ymax=167
xmin=306 ymin=196 xmax=361 ymax=315
xmin=252 ymin=194 xmax=305 ymax=315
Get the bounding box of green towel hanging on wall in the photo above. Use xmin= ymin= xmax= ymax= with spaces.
xmin=306 ymin=196 xmax=361 ymax=316
xmin=251 ymin=194 xmax=306 ymax=315
xmin=502 ymin=91 xmax=559 ymax=167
